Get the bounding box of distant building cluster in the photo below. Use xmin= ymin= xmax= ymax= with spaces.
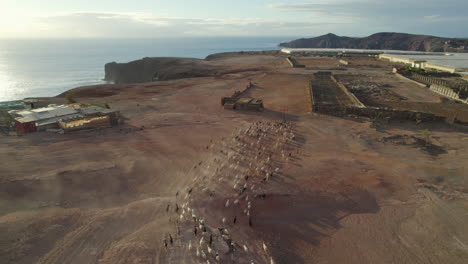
xmin=6 ymin=103 xmax=120 ymax=135
xmin=378 ymin=54 xmax=468 ymax=74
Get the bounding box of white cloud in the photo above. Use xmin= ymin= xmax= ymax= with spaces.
xmin=1 ymin=2 xmax=467 ymax=39
xmin=424 ymin=15 xmax=441 ymax=20
xmin=2 ymin=12 xmax=347 ymax=38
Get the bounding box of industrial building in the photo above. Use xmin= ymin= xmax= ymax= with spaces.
xmin=8 ymin=104 xmax=120 ymax=134
xmin=378 ymin=53 xmax=468 ymax=73
xmin=461 ymin=72 xmax=468 ymax=81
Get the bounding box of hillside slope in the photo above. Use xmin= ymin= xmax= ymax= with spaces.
xmin=280 ymin=32 xmax=468 ymax=52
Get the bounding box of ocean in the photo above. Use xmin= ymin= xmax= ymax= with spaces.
xmin=0 ymin=37 xmax=294 ymax=102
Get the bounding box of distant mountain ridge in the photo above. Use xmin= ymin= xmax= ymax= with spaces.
xmin=279 ymin=32 xmax=468 ymax=52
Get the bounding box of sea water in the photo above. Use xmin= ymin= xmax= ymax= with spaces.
xmin=0 ymin=37 xmax=294 ymax=102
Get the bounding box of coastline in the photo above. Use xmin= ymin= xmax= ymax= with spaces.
xmin=0 ymin=37 xmax=290 ymax=102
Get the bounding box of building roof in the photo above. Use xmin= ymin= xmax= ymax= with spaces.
xmin=11 ymin=105 xmax=79 ymax=123
xmin=36 ymin=114 xmax=84 ymax=126
xmin=78 ymin=105 xmax=115 ymax=115
xmin=10 ymin=104 xmax=117 ymax=125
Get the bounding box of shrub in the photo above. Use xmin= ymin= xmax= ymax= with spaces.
xmin=66 ymin=92 xmax=77 ymax=104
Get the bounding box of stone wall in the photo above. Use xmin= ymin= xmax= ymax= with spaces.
xmin=398 ymin=72 xmax=468 ymax=101
xmin=313 ymin=104 xmax=445 ymax=122
xmin=430 ymin=84 xmax=468 ymax=104
xmin=394 ymin=72 xmax=428 ymax=87
xmin=286 ymin=57 xmax=305 ymax=68
xmin=408 ymin=72 xmax=468 ymax=91
xmin=330 ymin=75 xmax=366 ymax=107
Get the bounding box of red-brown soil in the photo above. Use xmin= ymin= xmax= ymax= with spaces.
xmin=0 ymin=54 xmax=467 ymax=264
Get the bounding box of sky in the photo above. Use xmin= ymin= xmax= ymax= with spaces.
xmin=1 ymin=0 xmax=467 ymax=38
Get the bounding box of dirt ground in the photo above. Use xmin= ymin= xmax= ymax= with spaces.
xmin=1 ymin=54 xmax=468 ymax=264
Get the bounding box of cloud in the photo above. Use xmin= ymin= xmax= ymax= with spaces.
xmin=424 ymin=15 xmax=441 ymax=20
xmin=268 ymin=1 xmax=468 ymax=37
xmin=18 ymin=12 xmax=345 ymax=38
xmin=269 ymin=0 xmax=467 ymax=18
xmin=2 ymin=2 xmax=468 ymax=39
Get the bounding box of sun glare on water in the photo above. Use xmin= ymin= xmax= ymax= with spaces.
xmin=0 ymin=63 xmax=22 ymax=102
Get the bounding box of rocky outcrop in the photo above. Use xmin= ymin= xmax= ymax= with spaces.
xmin=280 ymin=32 xmax=468 ymax=52
xmin=103 ymin=51 xmax=277 ymax=84
xmin=104 ymin=57 xmax=218 ymax=84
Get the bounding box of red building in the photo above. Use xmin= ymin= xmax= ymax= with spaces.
xmin=15 ymin=120 xmax=37 ymax=134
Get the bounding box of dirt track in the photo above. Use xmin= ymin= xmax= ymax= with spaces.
xmin=1 ymin=54 xmax=468 ymax=264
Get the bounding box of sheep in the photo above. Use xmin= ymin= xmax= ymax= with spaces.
xmin=263 ymin=241 xmax=267 ymax=252
xmin=234 ymin=199 xmax=239 ymax=205
xmin=225 ymin=200 xmax=230 ymax=208
xmin=196 ymin=247 xmax=200 ymax=257
xmin=222 ymin=217 xmax=226 ymax=225
xmin=200 ymin=237 xmax=205 ymax=246
xmin=270 ymin=257 xmax=275 ymax=264
xmin=188 ymin=240 xmax=192 ymax=251
xmin=215 ymin=253 xmax=220 ymax=262
xmin=241 ymin=187 xmax=247 ymax=194
xmin=243 ymin=245 xmax=248 ymax=252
